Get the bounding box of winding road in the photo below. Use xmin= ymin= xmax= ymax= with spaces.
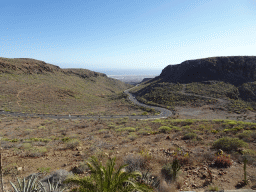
xmin=0 ymin=88 xmax=173 ymax=120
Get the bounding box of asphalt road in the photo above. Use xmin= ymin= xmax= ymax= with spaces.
xmin=0 ymin=89 xmax=172 ymax=120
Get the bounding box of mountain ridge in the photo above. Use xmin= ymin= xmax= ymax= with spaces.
xmin=156 ymin=56 xmax=256 ymax=86
xmin=0 ymin=57 xmax=107 ymax=79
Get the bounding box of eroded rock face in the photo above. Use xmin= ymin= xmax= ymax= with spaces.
xmin=159 ymin=56 xmax=256 ymax=86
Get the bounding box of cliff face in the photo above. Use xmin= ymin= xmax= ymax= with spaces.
xmin=159 ymin=56 xmax=256 ymax=86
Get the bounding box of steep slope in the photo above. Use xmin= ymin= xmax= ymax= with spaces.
xmin=0 ymin=57 xmax=133 ymax=115
xmin=159 ymin=56 xmax=256 ymax=86
xmin=131 ymin=56 xmax=256 ymax=113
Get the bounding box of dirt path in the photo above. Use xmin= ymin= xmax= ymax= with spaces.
xmin=173 ymin=84 xmax=256 ymax=121
xmin=180 ymin=84 xmax=229 ymax=105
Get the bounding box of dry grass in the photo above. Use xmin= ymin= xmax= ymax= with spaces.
xmin=0 ymin=115 xmax=256 ymax=191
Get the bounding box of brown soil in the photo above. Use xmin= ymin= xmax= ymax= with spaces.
xmin=1 ymin=113 xmax=256 ymax=191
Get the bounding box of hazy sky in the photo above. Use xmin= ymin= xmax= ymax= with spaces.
xmin=1 ymin=0 xmax=256 ymax=70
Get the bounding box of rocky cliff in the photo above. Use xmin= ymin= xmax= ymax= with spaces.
xmin=158 ymin=56 xmax=256 ymax=86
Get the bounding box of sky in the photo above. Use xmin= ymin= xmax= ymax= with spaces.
xmin=1 ymin=0 xmax=256 ymax=72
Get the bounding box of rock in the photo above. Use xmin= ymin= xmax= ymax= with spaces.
xmin=41 ymin=169 xmax=73 ymax=184
xmin=76 ymin=146 xmax=82 ymax=151
xmin=201 ymin=174 xmax=207 ymax=179
xmin=75 ymin=151 xmax=83 ymax=156
xmin=166 ymin=136 xmax=170 ymax=140
xmin=17 ymin=167 xmax=22 ymax=171
xmin=70 ymin=165 xmax=87 ymax=174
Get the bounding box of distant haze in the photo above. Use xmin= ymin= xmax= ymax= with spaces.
xmin=91 ymin=68 xmax=161 ymax=85
xmin=94 ymin=68 xmax=162 ymax=76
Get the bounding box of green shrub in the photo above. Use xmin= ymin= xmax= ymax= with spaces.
xmin=123 ymin=127 xmax=136 ymax=132
xmin=22 ymin=143 xmax=32 ymax=150
xmin=183 ymin=119 xmax=194 ymax=125
xmin=26 ymin=147 xmax=48 ymax=157
xmin=128 ymin=133 xmax=138 ymax=141
xmin=62 ymin=137 xmax=71 ymax=142
xmin=141 ymin=112 xmax=148 ymax=116
xmin=158 ymin=126 xmax=172 ymax=133
xmin=116 ymin=127 xmax=136 ymax=132
xmin=237 ymin=130 xmax=253 ymax=140
xmin=211 ymin=130 xmax=219 ymax=134
xmin=37 ymin=167 xmax=51 ymax=174
xmin=208 ymin=185 xmax=219 ymax=191
xmin=213 ymin=137 xmax=248 ymax=152
xmin=138 ymin=130 xmax=150 ymax=135
xmin=171 ymin=126 xmax=182 ymax=131
xmin=182 ymin=125 xmax=190 ymax=129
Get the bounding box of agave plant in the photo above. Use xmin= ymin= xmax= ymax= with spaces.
xmin=46 ymin=179 xmax=66 ymax=192
xmin=137 ymin=170 xmax=160 ymax=190
xmin=10 ymin=175 xmax=65 ymax=192
xmin=64 ymin=156 xmax=152 ymax=192
xmin=10 ymin=175 xmax=46 ymax=192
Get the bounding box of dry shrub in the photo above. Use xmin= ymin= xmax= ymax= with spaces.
xmin=123 ymin=153 xmax=149 ymax=172
xmin=213 ymin=155 xmax=232 ymax=168
xmin=66 ymin=139 xmax=80 ymax=149
xmin=24 ymin=147 xmax=48 ymax=157
xmin=158 ymin=179 xmax=176 ymax=192
xmin=175 ymin=154 xmax=190 ymax=166
xmin=203 ymin=151 xmax=216 ymax=162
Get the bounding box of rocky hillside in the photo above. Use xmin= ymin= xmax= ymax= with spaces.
xmin=131 ymin=56 xmax=256 ymax=113
xmin=0 ymin=57 xmax=132 ymax=115
xmin=158 ymin=56 xmax=256 ymax=86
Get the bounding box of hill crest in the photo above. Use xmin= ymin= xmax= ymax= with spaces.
xmin=159 ymin=56 xmax=256 ymax=85
xmin=0 ymin=57 xmax=106 ymax=78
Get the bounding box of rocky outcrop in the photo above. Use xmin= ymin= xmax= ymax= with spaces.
xmin=158 ymin=56 xmax=256 ymax=86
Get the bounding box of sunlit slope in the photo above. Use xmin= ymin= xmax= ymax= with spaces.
xmin=0 ymin=57 xmax=132 ymax=114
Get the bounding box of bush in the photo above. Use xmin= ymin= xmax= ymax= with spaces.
xmin=213 ymin=155 xmax=232 ymax=168
xmin=213 ymin=137 xmax=248 ymax=152
xmin=26 ymin=147 xmax=48 ymax=157
xmin=158 ymin=126 xmax=172 ymax=133
xmin=161 ymin=163 xmax=174 ymax=181
xmin=66 ymin=139 xmax=80 ymax=149
xmin=161 ymin=160 xmax=181 ymax=181
xmin=123 ymin=154 xmax=148 ymax=172
xmin=182 ymin=132 xmax=197 ymax=140
xmin=116 ymin=127 xmax=136 ymax=132
xmin=237 ymin=130 xmax=252 ymax=141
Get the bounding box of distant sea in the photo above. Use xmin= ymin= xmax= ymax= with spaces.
xmin=93 ymin=68 xmax=162 ymax=84
xmin=93 ymin=68 xmax=162 ymax=76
